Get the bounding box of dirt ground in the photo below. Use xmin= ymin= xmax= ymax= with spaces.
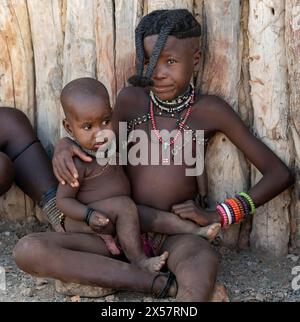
xmin=1 ymin=216 xmax=300 ymax=302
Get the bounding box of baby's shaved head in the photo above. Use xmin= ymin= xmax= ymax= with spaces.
xmin=61 ymin=77 xmax=109 ymax=118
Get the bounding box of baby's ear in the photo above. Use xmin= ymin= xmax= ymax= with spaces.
xmin=63 ymin=118 xmax=73 ymax=137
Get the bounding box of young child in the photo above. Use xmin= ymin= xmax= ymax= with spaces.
xmin=14 ymin=9 xmax=293 ymax=301
xmin=56 ymin=77 xmax=171 ymax=272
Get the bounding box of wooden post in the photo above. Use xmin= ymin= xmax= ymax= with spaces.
xmin=285 ymin=0 xmax=300 ymax=249
xmin=201 ymin=0 xmax=248 ymax=248
xmin=114 ymin=0 xmax=143 ymax=95
xmin=95 ymin=0 xmax=117 ymax=105
xmin=248 ymin=0 xmax=291 ymax=257
xmin=27 ymin=0 xmax=64 ymax=156
xmin=62 ymin=0 xmax=97 ymax=85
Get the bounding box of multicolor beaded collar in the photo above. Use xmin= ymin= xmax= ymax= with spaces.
xmin=149 ymin=83 xmax=194 ymax=114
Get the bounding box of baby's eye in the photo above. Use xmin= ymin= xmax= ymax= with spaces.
xmin=102 ymin=119 xmax=111 ymax=126
xmin=83 ymin=124 xmax=92 ymax=130
xmin=167 ymin=59 xmax=176 ymax=65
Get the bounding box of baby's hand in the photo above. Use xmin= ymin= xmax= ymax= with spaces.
xmin=89 ymin=211 xmax=110 ymax=232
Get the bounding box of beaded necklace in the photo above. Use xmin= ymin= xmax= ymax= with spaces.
xmin=149 ymin=83 xmax=194 ymax=114
xmin=149 ymin=87 xmax=195 ymax=164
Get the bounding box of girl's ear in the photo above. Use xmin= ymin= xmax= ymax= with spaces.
xmin=63 ymin=119 xmax=73 ymax=137
xmin=193 ymin=48 xmax=201 ymax=72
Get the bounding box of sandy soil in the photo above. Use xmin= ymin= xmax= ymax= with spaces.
xmin=1 ymin=217 xmax=300 ymax=302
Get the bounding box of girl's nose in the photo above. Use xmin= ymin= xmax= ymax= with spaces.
xmin=152 ymin=65 xmax=166 ymax=80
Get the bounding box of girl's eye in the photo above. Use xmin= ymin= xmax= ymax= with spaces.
xmin=167 ymin=59 xmax=176 ymax=65
xmin=83 ymin=124 xmax=92 ymax=130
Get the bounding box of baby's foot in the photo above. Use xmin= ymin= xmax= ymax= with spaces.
xmin=197 ymin=223 xmax=221 ymax=241
xmin=137 ymin=251 xmax=169 ymax=272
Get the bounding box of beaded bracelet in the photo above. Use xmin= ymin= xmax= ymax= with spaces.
xmin=235 ymin=194 xmax=250 ymax=216
xmin=238 ymin=192 xmax=256 ymax=214
xmin=85 ymin=208 xmax=95 ymax=226
xmin=217 ymin=191 xmax=257 ymax=228
xmin=216 ymin=204 xmax=228 ymax=228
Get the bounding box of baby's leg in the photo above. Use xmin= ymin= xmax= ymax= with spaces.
xmin=138 ymin=205 xmax=220 ymax=241
xmin=88 ymin=196 xmax=168 ymax=272
xmin=0 ymin=152 xmax=14 ymax=196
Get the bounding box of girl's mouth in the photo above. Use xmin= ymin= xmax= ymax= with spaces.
xmin=153 ymin=86 xmax=173 ymax=94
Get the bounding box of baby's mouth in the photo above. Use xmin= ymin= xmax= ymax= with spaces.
xmin=93 ymin=138 xmax=108 ymax=150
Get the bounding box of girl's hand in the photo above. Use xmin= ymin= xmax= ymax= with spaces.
xmin=52 ymin=137 xmax=92 ymax=187
xmin=172 ymin=200 xmax=221 ymax=226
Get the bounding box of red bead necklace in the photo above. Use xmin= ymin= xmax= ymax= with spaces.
xmin=149 ymin=91 xmax=194 ymax=147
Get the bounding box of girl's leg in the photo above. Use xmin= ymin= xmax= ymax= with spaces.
xmin=159 ymin=234 xmax=219 ymax=301
xmin=0 ymin=107 xmax=57 ymax=202
xmin=88 ymin=196 xmax=168 ymax=272
xmin=13 ymin=232 xmax=176 ymax=295
xmin=138 ymin=205 xmax=220 ymax=240
xmin=0 ymin=152 xmax=14 ymax=195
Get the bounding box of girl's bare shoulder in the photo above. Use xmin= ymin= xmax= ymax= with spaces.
xmin=192 ymin=94 xmax=236 ymax=131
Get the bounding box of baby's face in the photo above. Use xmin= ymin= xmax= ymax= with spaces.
xmin=143 ymin=35 xmax=200 ymax=101
xmin=65 ymin=95 xmax=114 ymax=152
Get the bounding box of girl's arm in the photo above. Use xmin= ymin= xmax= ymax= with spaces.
xmin=209 ymin=96 xmax=294 ymax=206
xmin=172 ymin=95 xmax=294 ymax=226
xmin=52 ymin=137 xmax=92 ymax=187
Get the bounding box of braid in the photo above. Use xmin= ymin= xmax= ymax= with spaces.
xmin=128 ymin=9 xmax=201 ymax=87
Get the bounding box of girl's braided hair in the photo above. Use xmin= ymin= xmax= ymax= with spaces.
xmin=128 ymin=9 xmax=201 ymax=87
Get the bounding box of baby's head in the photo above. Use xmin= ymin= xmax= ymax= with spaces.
xmin=128 ymin=9 xmax=201 ymax=101
xmin=61 ymin=77 xmax=113 ymax=152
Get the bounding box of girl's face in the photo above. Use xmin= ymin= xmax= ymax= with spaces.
xmin=143 ymin=35 xmax=200 ymax=101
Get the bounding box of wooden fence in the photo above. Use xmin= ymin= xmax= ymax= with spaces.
xmin=0 ymin=0 xmax=299 ymax=257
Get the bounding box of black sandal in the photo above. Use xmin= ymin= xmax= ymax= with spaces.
xmin=151 ymin=271 xmax=178 ymax=299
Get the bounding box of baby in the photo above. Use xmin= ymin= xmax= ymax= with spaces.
xmin=56 ymin=77 xmax=168 ymax=272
